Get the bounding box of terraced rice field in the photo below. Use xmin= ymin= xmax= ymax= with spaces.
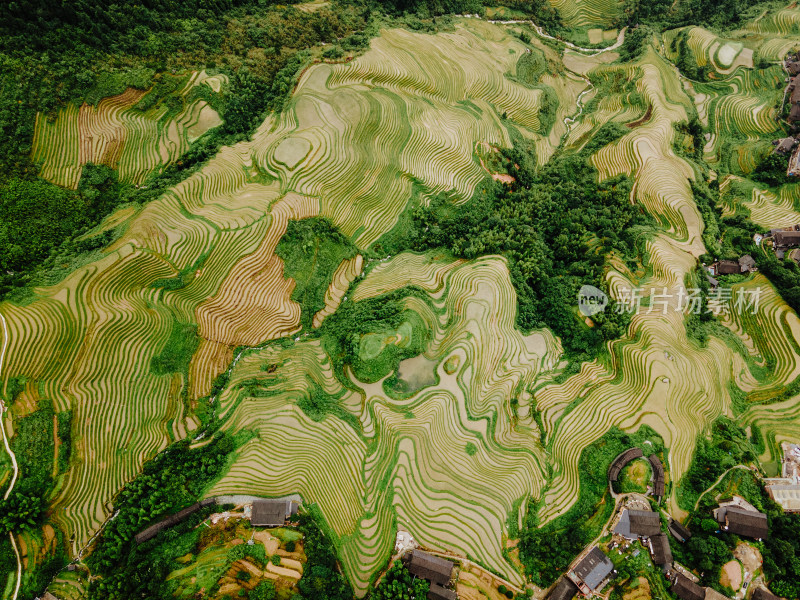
xmin=548 ymin=0 xmax=622 ymax=28
xmin=7 ymin=9 xmax=800 ymax=597
xmin=31 ymin=71 xmax=224 ymax=188
xmin=210 ymin=255 xmax=560 ymax=593
xmin=663 ymin=27 xmax=755 ymax=75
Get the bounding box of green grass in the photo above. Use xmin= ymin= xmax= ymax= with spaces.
xmin=296 ymin=382 xmax=358 ymax=430
xmin=276 ymin=218 xmax=358 ymax=330
xmin=12 ymin=399 xmax=55 ymax=496
xmin=617 ymin=459 xmax=652 ymax=494
xmin=56 ymin=410 xmax=73 ymax=475
xmin=150 ymin=319 xmax=201 ymax=377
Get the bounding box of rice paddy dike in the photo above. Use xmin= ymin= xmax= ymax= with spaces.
xmin=3 ymin=5 xmax=800 ymax=599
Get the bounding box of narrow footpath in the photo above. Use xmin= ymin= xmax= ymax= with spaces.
xmin=0 ymin=310 xmax=22 ymax=600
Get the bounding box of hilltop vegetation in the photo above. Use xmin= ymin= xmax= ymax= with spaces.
xmin=381 ymin=124 xmax=648 ymax=356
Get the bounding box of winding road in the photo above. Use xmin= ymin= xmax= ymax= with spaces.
xmin=487 ymin=19 xmax=627 ymax=55
xmin=0 ymin=310 xmax=18 ymax=501
xmin=0 ymin=310 xmax=22 ymax=600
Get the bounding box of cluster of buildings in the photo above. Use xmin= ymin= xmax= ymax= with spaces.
xmin=773 ymin=53 xmax=800 ymax=175
xmin=763 ymin=442 xmax=800 ymax=512
xmin=669 ymin=499 xmax=773 ymax=600
xmin=543 ymin=439 xmax=787 ymax=600
xmin=707 ymin=255 xmax=756 ymax=278
xmin=714 ymin=500 xmax=769 ymax=541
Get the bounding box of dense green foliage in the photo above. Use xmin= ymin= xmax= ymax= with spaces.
xmin=369 ymin=561 xmax=429 ymax=600
xmin=673 ymin=30 xmax=709 ymax=81
xmin=676 ymin=417 xmax=757 ymax=511
xmin=0 ymin=166 xmax=123 ymax=297
xmin=0 ymin=491 xmax=45 ymax=536
xmin=56 ymin=409 xmax=73 ymax=474
xmin=89 ymin=507 xmax=217 ymax=600
xmin=752 ymin=153 xmax=792 ymax=189
xmin=764 ymin=513 xmax=800 ymax=598
xmin=150 ymin=319 xmax=201 ymax=377
xmin=621 ymin=0 xmax=776 ymax=30
xmin=11 ymin=399 xmax=55 ymax=497
xmin=381 ymin=124 xmax=648 ymax=356
xmin=519 ymin=426 xmax=665 ymax=586
xmin=88 ymin=433 xmax=238 ymax=578
xmin=297 ymin=382 xmax=359 ymax=430
xmin=757 ymin=251 xmax=800 ymax=317
xmin=615 ymin=25 xmax=652 ymax=62
xmin=294 ymin=507 xmax=353 ymax=600
xmin=0 ymin=164 xmax=127 ymax=299
xmin=276 ymin=218 xmax=358 ymax=329
xmin=250 ymin=580 xmax=278 ymax=600
xmin=319 ymin=288 xmax=431 ymax=385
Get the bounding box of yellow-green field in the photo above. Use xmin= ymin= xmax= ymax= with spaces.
xmin=3 ymin=9 xmax=800 ymax=598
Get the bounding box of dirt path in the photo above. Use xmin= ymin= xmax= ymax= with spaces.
xmin=0 ymin=310 xmax=18 ymax=502
xmin=693 ymin=465 xmax=752 ymax=513
xmin=1 ymin=310 xmax=24 ymax=600
xmin=482 ymin=18 xmax=626 ymax=134
xmin=486 ymin=19 xmax=627 ymax=55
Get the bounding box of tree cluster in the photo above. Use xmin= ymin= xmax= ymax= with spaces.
xmin=620 ymin=0 xmax=774 ymax=30
xmin=87 ymin=433 xmax=235 ymax=576
xmin=369 ymin=561 xmax=429 ymax=600
xmin=294 ymin=509 xmax=354 ymax=600
xmin=276 ymin=217 xmax=359 ymax=329
xmin=381 ymin=124 xmax=649 ymax=357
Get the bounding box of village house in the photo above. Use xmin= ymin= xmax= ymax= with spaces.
xmin=739 ymin=255 xmax=756 ymax=272
xmin=751 ymin=587 xmax=781 ymax=600
xmin=608 ymin=447 xmax=643 ymax=481
xmin=649 ymin=533 xmax=672 ymax=568
xmin=764 ymin=479 xmax=800 ymax=512
xmin=668 ymin=518 xmax=692 ymax=543
xmin=774 ymin=136 xmax=798 ymax=154
xmin=715 ymin=260 xmax=740 ymax=275
xmin=787 ymin=57 xmax=800 ymax=76
xmin=792 ymin=80 xmax=800 ymax=107
xmin=627 ymin=509 xmax=661 ymax=537
xmin=648 ymin=454 xmax=666 ymax=497
xmin=672 ymin=574 xmax=705 ymax=600
xmin=772 ymin=229 xmax=800 ymax=249
xmin=548 ymin=577 xmax=579 ymax=600
xmin=404 ymin=550 xmax=455 ymax=588
xmin=566 ymin=546 xmax=615 ymax=596
xmin=715 ymin=505 xmax=769 ymax=540
xmin=428 ymin=583 xmax=459 ymax=600
xmin=789 ymin=144 xmax=800 ymax=177
xmin=250 ymin=499 xmax=299 ymax=527
xmin=709 ymin=255 xmax=756 ymax=276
